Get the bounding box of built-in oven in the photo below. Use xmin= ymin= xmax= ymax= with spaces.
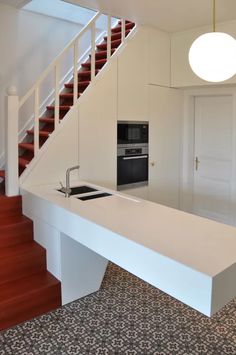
xmin=117 ymin=146 xmax=148 ymax=190
xmin=117 ymin=121 xmax=148 ymax=145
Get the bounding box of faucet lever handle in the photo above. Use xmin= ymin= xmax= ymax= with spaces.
xmin=59 ymin=181 xmax=66 ymax=192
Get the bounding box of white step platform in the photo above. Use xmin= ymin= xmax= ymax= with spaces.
xmin=21 ymin=181 xmax=236 ymax=317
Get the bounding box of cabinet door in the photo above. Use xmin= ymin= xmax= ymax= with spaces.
xmin=148 ymin=86 xmax=183 ymax=209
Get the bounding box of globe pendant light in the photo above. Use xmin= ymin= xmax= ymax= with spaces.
xmin=188 ymin=0 xmax=236 ymax=82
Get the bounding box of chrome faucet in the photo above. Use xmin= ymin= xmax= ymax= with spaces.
xmin=60 ymin=165 xmax=80 ymax=198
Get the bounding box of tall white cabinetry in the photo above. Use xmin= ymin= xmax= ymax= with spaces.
xmin=120 ymin=27 xmax=183 ymax=208
xmin=148 ymin=86 xmax=183 ymax=209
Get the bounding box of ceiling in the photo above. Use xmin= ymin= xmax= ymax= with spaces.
xmin=64 ymin=0 xmax=236 ymax=33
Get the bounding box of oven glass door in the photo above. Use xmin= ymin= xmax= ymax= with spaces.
xmin=117 ymin=154 xmax=148 ymax=186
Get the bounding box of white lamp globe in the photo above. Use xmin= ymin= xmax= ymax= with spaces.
xmin=189 ymin=32 xmax=236 ymax=82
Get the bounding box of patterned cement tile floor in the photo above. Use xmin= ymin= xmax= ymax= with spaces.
xmin=0 ymin=263 xmax=236 ymax=355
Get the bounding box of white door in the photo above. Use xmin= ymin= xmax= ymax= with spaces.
xmin=193 ymin=96 xmax=233 ymax=224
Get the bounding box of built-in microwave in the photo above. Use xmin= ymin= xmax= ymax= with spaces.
xmin=117 ymin=121 xmax=148 ymax=145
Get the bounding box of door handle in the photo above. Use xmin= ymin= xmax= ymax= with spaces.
xmin=195 ymin=156 xmax=200 ymax=171
xmin=123 ymin=155 xmax=148 ymax=160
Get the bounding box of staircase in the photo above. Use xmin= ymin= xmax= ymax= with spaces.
xmin=17 ymin=20 xmax=135 ymax=176
xmin=0 ymin=195 xmax=61 ymax=330
xmin=0 ymin=17 xmax=135 ymax=330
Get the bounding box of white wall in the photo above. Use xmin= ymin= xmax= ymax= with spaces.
xmin=78 ymin=59 xmax=118 ymax=189
xmin=171 ymin=20 xmax=236 ymax=88
xmin=0 ymin=3 xmax=83 ymax=167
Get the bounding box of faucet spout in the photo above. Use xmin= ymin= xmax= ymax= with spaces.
xmin=65 ymin=165 xmax=80 ymax=197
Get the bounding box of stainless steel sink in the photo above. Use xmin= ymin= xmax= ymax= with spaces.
xmin=77 ymin=193 xmax=112 ymax=201
xmin=58 ymin=185 xmax=97 ymax=195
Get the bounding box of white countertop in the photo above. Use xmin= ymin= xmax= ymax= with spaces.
xmin=22 ymin=180 xmax=236 ymax=277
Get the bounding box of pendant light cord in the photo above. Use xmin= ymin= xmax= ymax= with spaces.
xmin=213 ymin=0 xmax=216 ymax=32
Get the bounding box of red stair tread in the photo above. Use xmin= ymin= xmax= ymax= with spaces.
xmin=65 ymin=81 xmax=90 ymax=89
xmin=97 ymin=39 xmax=121 ymax=50
xmin=19 ymin=157 xmax=30 ymax=168
xmin=0 ymin=170 xmax=5 ymax=178
xmin=0 ymin=271 xmax=60 ymax=301
xmin=0 ymin=241 xmax=46 ymax=286
xmin=0 ymin=241 xmax=45 ymax=262
xmin=82 ymin=58 xmax=107 ymax=69
xmin=0 ymin=271 xmax=61 ymax=330
xmin=27 ymin=129 xmax=50 ymax=138
xmin=19 ymin=143 xmax=34 ymax=152
xmin=78 ymin=69 xmax=99 ymax=77
xmin=92 ymin=49 xmax=115 ymax=59
xmin=60 ymin=93 xmax=80 ymax=99
xmin=0 ymin=195 xmax=22 ymax=218
xmin=47 ymin=105 xmax=70 ymax=110
xmin=0 ymin=214 xmax=31 ymax=228
xmin=39 ymin=117 xmax=60 ymax=124
xmin=112 ymin=22 xmax=135 ymax=33
xmin=104 ymin=29 xmax=130 ymax=41
xmin=0 ymin=215 xmax=33 ymax=248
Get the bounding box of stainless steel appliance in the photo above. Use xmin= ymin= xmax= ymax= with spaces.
xmin=117 ymin=121 xmax=148 ymax=145
xmin=117 ymin=120 xmax=149 ymax=190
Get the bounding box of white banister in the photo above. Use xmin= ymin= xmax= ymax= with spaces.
xmin=34 ymin=87 xmax=40 ymax=155
xmin=73 ymin=40 xmax=78 ymax=105
xmin=121 ymin=19 xmax=126 ymax=43
xmin=107 ymin=16 xmax=111 ymax=59
xmin=9 ymin=12 xmax=135 ymax=192
xmin=5 ymin=86 xmax=19 ymax=196
xmin=54 ymin=63 xmax=60 ymax=129
xmin=91 ymin=22 xmax=96 ymax=81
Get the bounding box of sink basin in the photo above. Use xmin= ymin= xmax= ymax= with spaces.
xmin=77 ymin=193 xmax=112 ymax=201
xmin=58 ymin=185 xmax=97 ymax=195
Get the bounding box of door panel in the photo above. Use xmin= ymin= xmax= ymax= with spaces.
xmin=193 ymin=96 xmax=233 ymax=224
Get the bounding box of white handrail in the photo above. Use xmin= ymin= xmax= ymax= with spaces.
xmin=19 ymin=11 xmax=101 ymax=108
xmin=6 ymin=12 xmax=135 ymax=196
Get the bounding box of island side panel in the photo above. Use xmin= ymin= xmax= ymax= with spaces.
xmin=211 ymin=262 xmax=236 ymax=315
xmin=60 ymin=233 xmax=108 ymax=305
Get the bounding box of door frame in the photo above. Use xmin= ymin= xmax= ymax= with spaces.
xmin=180 ymin=86 xmax=236 ymax=226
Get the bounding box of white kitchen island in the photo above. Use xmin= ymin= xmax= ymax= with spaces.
xmin=21 ymin=181 xmax=236 ymax=317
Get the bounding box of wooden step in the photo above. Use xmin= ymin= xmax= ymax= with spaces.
xmin=104 ymin=29 xmax=130 ymax=41
xmin=82 ymin=58 xmax=107 ymax=69
xmin=0 ymin=241 xmax=46 ymax=286
xmin=65 ymin=80 xmax=90 ymax=89
xmin=60 ymin=93 xmax=80 ymax=100
xmin=19 ymin=143 xmax=34 ymax=152
xmin=0 ymin=271 xmax=61 ymax=330
xmin=19 ymin=157 xmax=31 ymax=168
xmin=78 ymin=69 xmax=99 ymax=78
xmin=97 ymin=39 xmax=121 ymax=50
xmin=27 ymin=129 xmax=51 ymax=138
xmin=39 ymin=117 xmax=61 ymax=124
xmin=0 ymin=170 xmax=5 ymax=179
xmin=0 ymin=195 xmax=22 ymax=220
xmin=0 ymin=215 xmax=33 ymax=248
xmin=46 ymin=105 xmax=71 ymax=111
xmin=92 ymin=49 xmax=115 ymax=59
xmin=112 ymin=22 xmax=135 ymax=33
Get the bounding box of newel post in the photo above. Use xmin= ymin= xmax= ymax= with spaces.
xmin=5 ymin=86 xmax=19 ymax=196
